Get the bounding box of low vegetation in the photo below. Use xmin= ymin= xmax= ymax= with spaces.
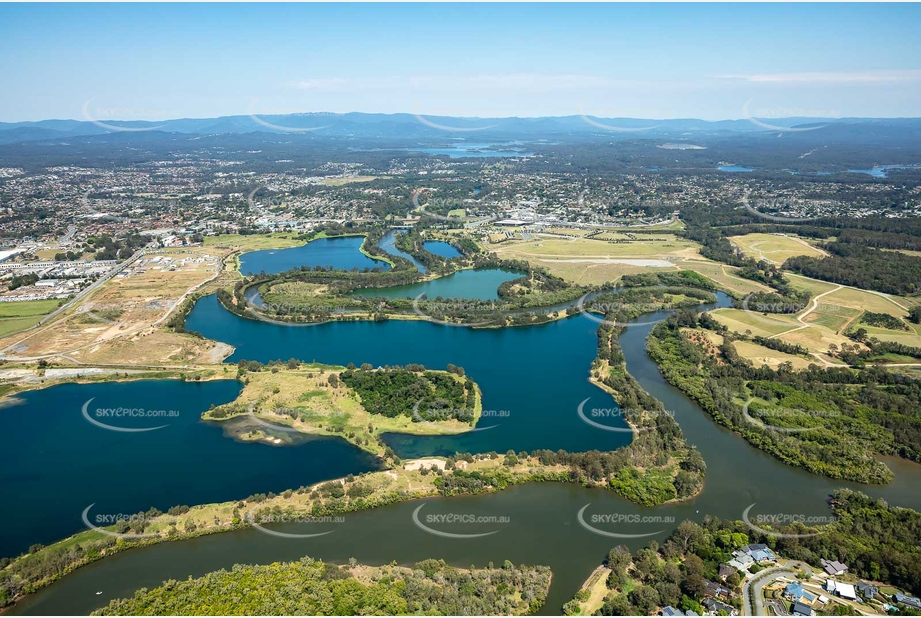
xmin=202 ymin=361 xmax=481 ymax=457
xmin=92 ymin=557 xmax=551 ymax=616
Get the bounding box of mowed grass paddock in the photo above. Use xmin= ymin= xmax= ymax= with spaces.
xmin=0 ymin=299 xmax=62 ymax=337
xmin=710 ymin=271 xmax=921 ymax=359
xmin=490 ymin=234 xmax=699 ymax=286
xmin=729 ymin=233 xmax=826 ymax=264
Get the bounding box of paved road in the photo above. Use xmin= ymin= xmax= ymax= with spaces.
xmin=743 ymin=561 xmax=814 ymax=616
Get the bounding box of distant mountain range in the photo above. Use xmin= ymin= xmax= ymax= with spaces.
xmin=1 ymin=112 xmax=920 ymax=145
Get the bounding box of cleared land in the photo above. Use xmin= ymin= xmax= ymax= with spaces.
xmin=204 ymin=233 xmax=307 ymax=252
xmin=490 ymin=234 xmax=698 ymax=286
xmin=321 ymin=175 xmax=380 ymax=186
xmin=710 ymin=272 xmax=921 ymax=360
xmin=569 ymin=565 xmax=613 ymax=616
xmin=0 ymin=247 xmax=228 ymax=365
xmin=729 ymin=233 xmax=826 ymax=264
xmin=732 ymin=339 xmax=815 ymax=370
xmin=679 ymin=260 xmax=773 ymax=296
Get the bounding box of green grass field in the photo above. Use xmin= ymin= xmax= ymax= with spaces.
xmin=729 ymin=233 xmax=826 ymax=264
xmin=204 ymin=233 xmax=307 ymax=251
xmin=679 ymin=260 xmax=773 ymax=296
xmin=710 ymin=308 xmax=799 ymax=338
xmin=0 ymin=299 xmax=61 ymax=336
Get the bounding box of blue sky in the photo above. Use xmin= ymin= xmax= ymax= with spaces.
xmin=2 ymin=3 xmax=919 ymax=122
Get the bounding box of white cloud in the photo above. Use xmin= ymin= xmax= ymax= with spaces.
xmin=719 ymin=70 xmax=921 ymax=84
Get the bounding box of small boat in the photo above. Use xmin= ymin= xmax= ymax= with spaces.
xmin=96 ymin=591 xmax=103 ymax=595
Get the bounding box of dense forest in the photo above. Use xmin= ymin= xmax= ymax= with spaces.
xmin=338 ymin=367 xmax=477 ymax=421
xmin=92 ymin=557 xmax=551 ymax=616
xmin=784 ymin=242 xmax=921 ymax=295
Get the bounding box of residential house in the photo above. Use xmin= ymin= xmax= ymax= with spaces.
xmin=735 ymin=544 xmax=776 ymax=564
xmin=825 ymin=580 xmax=857 ymax=601
xmin=855 ymin=582 xmax=879 ymax=600
xmin=702 ymin=598 xmax=738 ymax=616
xmin=792 ymin=601 xmax=816 ymax=616
xmin=704 ymin=580 xmax=733 ymax=600
xmin=661 ymin=607 xmax=684 ymax=616
xmin=784 ymin=582 xmax=817 ymax=606
xmin=728 ymin=551 xmax=754 ymax=571
xmin=718 ymin=565 xmax=736 ymax=582
xmin=821 ymin=559 xmax=848 ymax=576
xmin=894 ymin=593 xmax=921 ymax=610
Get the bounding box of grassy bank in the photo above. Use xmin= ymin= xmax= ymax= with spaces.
xmin=202 ymin=363 xmax=482 ymax=457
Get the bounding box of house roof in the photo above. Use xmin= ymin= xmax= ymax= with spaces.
xmin=895 ymin=593 xmax=921 ymax=608
xmin=792 ymin=601 xmax=814 ymax=616
xmin=827 ymin=581 xmax=857 ymax=599
xmin=821 ymin=559 xmax=848 ymax=574
xmin=856 ymin=582 xmax=879 ymax=597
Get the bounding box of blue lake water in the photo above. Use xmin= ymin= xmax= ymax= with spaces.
xmin=717 ymin=165 xmax=755 ymax=172
xmin=352 ymin=268 xmax=522 ymax=300
xmin=186 ymin=293 xmax=628 ymax=459
xmin=377 ymin=230 xmax=426 ymax=273
xmin=12 ymin=280 xmax=921 ymax=615
xmin=10 ymin=238 xmax=921 ymax=616
xmin=407 ymin=147 xmax=532 ymax=158
xmin=423 ymin=241 xmax=462 ymax=259
xmin=238 ymin=236 xmax=390 ymax=275
xmin=0 ymin=379 xmax=382 ymax=556
xmin=848 ymin=165 xmax=917 ymax=178
xmin=356 ymin=143 xmax=533 ymax=158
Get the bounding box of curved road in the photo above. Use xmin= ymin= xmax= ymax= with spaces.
xmin=744 ymin=561 xmax=814 ymax=616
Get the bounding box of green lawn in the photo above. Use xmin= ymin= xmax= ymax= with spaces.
xmin=0 ymin=299 xmax=61 ymax=317
xmin=0 ymin=299 xmax=61 ymax=336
